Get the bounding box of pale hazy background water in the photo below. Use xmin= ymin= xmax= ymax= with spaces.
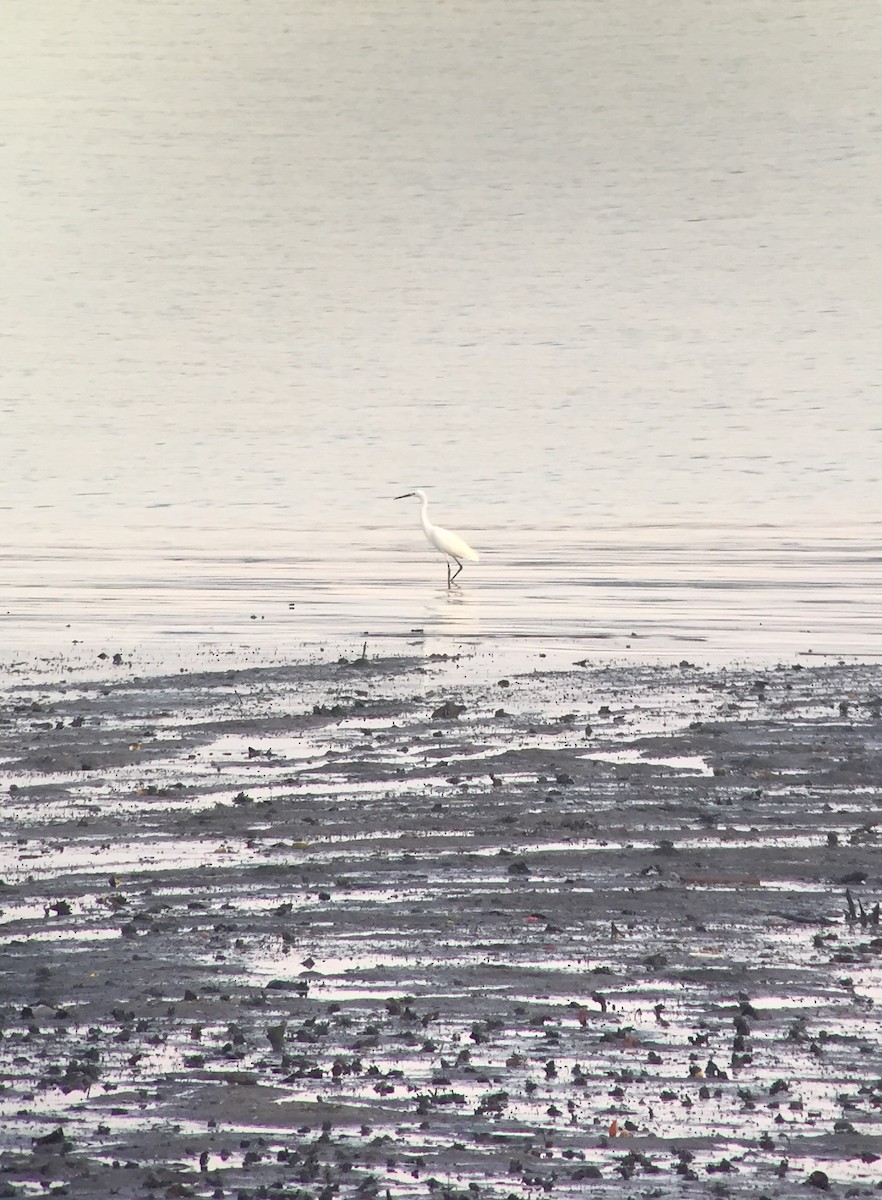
xmin=2 ymin=0 xmax=880 ymax=670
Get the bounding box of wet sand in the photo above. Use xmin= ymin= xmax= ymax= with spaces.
xmin=1 ymin=651 xmax=881 ymax=1198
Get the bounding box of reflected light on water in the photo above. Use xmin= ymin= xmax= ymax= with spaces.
xmin=1 ymin=522 xmax=879 ymax=679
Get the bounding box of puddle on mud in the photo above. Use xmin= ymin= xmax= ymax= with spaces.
xmin=583 ymin=749 xmax=714 ymax=774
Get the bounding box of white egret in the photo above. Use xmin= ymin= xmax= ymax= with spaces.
xmin=395 ymin=488 xmax=480 ymax=587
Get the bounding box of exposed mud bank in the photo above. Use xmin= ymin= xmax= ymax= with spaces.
xmin=1 ymin=654 xmax=881 ymax=1198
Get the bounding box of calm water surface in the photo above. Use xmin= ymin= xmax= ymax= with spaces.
xmin=2 ymin=1 xmax=880 ymax=670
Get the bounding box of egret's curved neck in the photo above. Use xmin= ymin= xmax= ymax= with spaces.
xmin=418 ymin=493 xmax=432 ymax=535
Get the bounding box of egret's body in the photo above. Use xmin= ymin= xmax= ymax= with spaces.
xmin=395 ymin=488 xmax=480 ymax=586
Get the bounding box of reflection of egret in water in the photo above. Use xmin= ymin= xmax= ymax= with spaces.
xmin=419 ymin=585 xmax=482 ymax=645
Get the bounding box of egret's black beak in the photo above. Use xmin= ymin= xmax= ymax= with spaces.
xmin=394 ymin=492 xmax=415 ymax=499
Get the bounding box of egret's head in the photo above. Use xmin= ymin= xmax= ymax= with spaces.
xmin=395 ymin=488 xmax=427 ymax=503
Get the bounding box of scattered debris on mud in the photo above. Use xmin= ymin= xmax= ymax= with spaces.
xmin=1 ymin=654 xmax=881 ymax=1198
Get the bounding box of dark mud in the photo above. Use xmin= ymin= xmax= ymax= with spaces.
xmin=1 ymin=653 xmax=882 ymax=1199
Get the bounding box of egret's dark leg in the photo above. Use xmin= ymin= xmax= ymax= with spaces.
xmin=449 ymin=557 xmax=464 ymax=585
xmin=446 ymin=561 xmax=452 ymax=588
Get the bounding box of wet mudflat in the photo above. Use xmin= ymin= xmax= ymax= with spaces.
xmin=1 ymin=653 xmax=881 ymax=1199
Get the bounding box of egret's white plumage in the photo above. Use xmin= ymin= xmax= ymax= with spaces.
xmin=395 ymin=488 xmax=480 ymax=587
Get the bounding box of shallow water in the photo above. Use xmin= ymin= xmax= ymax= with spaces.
xmin=3 ymin=0 xmax=881 ymax=671
xmin=2 ymin=523 xmax=879 ymax=677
